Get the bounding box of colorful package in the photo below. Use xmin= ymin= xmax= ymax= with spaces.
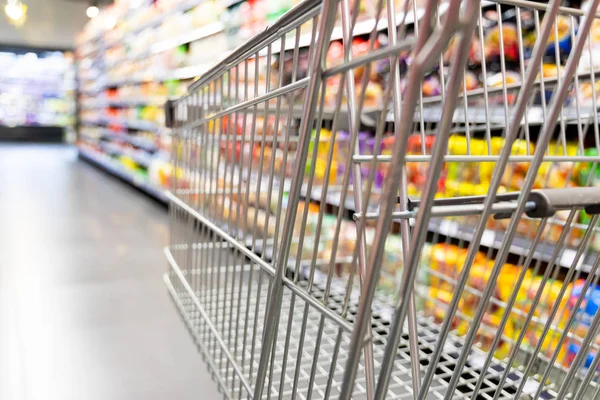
xmin=406 ymin=134 xmax=438 ymax=196
xmin=335 ymin=131 xmax=350 ymax=183
xmin=513 ymin=277 xmax=572 ymax=359
xmin=565 ymin=281 xmax=600 ymax=373
xmin=305 ymin=128 xmax=337 ymax=185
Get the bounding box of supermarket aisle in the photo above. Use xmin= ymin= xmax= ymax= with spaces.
xmin=0 ymin=145 xmax=219 ymax=400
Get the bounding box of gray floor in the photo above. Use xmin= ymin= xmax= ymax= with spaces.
xmin=0 ymin=145 xmax=219 ymax=400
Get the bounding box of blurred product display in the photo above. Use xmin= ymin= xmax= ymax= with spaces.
xmin=76 ymin=0 xmax=600 ymax=391
xmin=0 ymin=49 xmax=75 ymax=140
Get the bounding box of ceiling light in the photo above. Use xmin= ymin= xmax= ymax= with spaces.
xmin=5 ymin=1 xmax=25 ymax=20
xmin=5 ymin=1 xmax=27 ymax=25
xmin=86 ymin=5 xmax=99 ymax=18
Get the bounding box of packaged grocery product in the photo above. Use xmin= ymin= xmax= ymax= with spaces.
xmin=458 ymin=309 xmax=517 ymax=360
xmin=446 ymin=136 xmax=493 ymax=196
xmin=577 ymin=81 xmax=600 ymax=107
xmin=406 ymin=134 xmax=439 ymax=196
xmin=357 ymin=131 xmax=374 ymax=180
xmin=422 ymin=74 xmax=442 ymax=97
xmin=535 ymin=141 xmax=578 ymax=190
xmin=425 ymin=243 xmax=527 ymax=358
xmin=426 ymin=244 xmax=487 ymax=320
xmin=514 ymin=276 xmax=572 ymax=359
xmin=265 ymin=0 xmax=293 ymax=23
xmin=335 ymin=131 xmax=350 ymax=183
xmin=497 ymin=137 xmax=534 ymax=192
xmin=463 ymin=70 xmax=480 ymax=92
xmin=574 ymin=148 xmax=600 ymax=186
xmin=576 ymin=148 xmax=600 ymax=250
xmin=484 ymin=23 xmax=520 ymax=62
xmin=537 ymin=64 xmax=564 ymax=104
xmin=305 ymin=128 xmax=338 ymax=185
xmin=373 ymin=135 xmax=395 ymax=189
xmin=382 ymin=234 xmax=403 ymax=277
xmin=457 ymin=261 xmax=526 ymax=358
xmin=545 ymin=15 xmax=573 ymax=60
xmin=579 ymin=2 xmax=600 ymax=72
xmin=486 ymin=71 xmax=521 ymax=104
xmin=338 ymin=220 xmax=357 ymax=259
xmin=565 ymin=280 xmax=600 ymax=373
xmin=364 ymin=80 xmax=385 ymax=108
xmin=326 ymin=41 xmax=344 ymax=69
xmin=444 ymin=34 xmax=483 ymax=67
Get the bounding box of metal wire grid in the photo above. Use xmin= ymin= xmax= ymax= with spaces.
xmin=164 ymin=226 xmax=592 ymax=400
xmin=165 ymin=202 xmax=600 ymax=400
xmin=165 ymin=0 xmax=600 ymax=398
xmin=337 ymin=0 xmax=600 ymax=397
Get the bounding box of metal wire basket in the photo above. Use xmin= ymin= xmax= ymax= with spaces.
xmin=164 ymin=0 xmax=600 ymax=398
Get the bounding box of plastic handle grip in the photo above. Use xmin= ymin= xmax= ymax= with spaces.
xmin=527 ymin=188 xmax=600 ymax=218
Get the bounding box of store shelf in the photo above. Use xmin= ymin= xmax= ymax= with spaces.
xmin=101 ymin=64 xmax=214 ymax=88
xmin=80 ymin=0 xmax=203 ymax=55
xmin=410 ymin=104 xmax=600 ymax=125
xmin=78 ymin=146 xmax=168 ymax=203
xmin=81 ymin=97 xmax=166 ymax=109
xmin=264 ymin=4 xmax=447 ymax=55
xmin=105 ymin=22 xmax=224 ymax=69
xmin=427 ymin=217 xmax=599 ymax=273
xmin=81 ymin=117 xmax=163 ymax=133
xmin=99 ymin=141 xmax=153 ymax=168
xmin=151 ymin=22 xmax=225 ymax=54
xmin=292 ymin=183 xmax=599 ymax=273
xmin=88 ymin=128 xmax=159 ymax=152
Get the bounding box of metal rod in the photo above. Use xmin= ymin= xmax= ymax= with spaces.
xmin=250 ymin=1 xmax=340 ymax=397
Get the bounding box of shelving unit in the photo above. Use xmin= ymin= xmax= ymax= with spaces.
xmin=77 ymin=0 xmax=600 ymax=279
xmin=75 ymin=0 xmax=436 ymax=203
xmin=0 ymin=48 xmax=76 ymax=141
xmin=76 ymin=0 xmax=233 ymax=197
xmin=79 ymin=146 xmax=168 ymax=203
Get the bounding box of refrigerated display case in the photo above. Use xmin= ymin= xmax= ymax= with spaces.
xmin=0 ymin=48 xmax=75 ymax=141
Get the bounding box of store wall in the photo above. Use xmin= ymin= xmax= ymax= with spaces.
xmin=0 ymin=0 xmax=89 ymax=49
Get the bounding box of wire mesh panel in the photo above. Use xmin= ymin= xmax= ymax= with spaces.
xmin=165 ymin=0 xmax=600 ymax=399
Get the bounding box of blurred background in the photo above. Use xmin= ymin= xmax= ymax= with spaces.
xmin=5 ymin=0 xmax=600 ymax=399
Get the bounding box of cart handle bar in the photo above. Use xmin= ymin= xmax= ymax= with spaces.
xmin=406 ymin=187 xmax=600 ymax=218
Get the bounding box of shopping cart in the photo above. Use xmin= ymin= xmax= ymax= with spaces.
xmin=164 ymin=0 xmax=600 ymax=398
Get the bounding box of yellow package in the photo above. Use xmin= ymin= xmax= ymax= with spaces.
xmin=535 ymin=141 xmax=578 ymax=189
xmin=482 ymin=137 xmax=533 ymax=191
xmin=306 ymin=129 xmax=337 ymax=185
xmin=513 ymin=276 xmax=572 ymax=359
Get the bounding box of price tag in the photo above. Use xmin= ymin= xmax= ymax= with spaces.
xmin=438 ymin=220 xmax=459 ymax=238
xmin=481 ymin=230 xmax=495 ymax=247
xmin=560 ymin=249 xmax=577 ymax=268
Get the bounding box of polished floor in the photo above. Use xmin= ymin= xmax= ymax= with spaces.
xmin=0 ymin=145 xmax=219 ymax=400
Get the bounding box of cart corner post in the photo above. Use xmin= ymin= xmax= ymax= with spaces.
xmin=250 ymin=0 xmax=342 ymax=398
